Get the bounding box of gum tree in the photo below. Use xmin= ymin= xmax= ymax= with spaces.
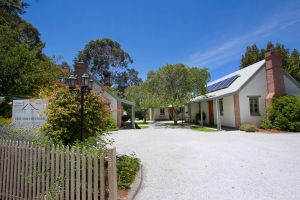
xmin=148 ymin=64 xmax=210 ymax=125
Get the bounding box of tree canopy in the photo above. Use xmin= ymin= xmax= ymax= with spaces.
xmin=76 ymin=38 xmax=142 ymax=96
xmin=125 ymin=82 xmax=161 ymax=123
xmin=114 ymin=68 xmax=142 ymax=97
xmin=0 ymin=0 xmax=59 ymax=96
xmin=240 ymin=42 xmax=300 ymax=82
xmin=145 ymin=64 xmax=210 ymax=124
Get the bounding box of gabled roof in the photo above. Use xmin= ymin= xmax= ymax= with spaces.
xmin=90 ymin=76 xmax=135 ymax=106
xmin=192 ymin=60 xmax=266 ymax=102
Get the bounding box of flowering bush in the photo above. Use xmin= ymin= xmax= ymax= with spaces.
xmin=40 ymin=86 xmax=111 ymax=145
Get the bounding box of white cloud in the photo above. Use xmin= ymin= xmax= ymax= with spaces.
xmin=186 ymin=9 xmax=300 ymax=69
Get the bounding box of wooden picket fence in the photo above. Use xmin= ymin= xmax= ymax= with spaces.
xmin=0 ymin=140 xmax=117 ymax=200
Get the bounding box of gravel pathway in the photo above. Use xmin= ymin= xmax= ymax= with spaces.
xmin=111 ymin=127 xmax=300 ymax=200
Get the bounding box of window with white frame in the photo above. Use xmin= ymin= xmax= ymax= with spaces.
xmin=249 ymin=97 xmax=260 ymax=116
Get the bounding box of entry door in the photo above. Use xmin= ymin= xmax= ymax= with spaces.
xmin=208 ymin=101 xmax=214 ymax=126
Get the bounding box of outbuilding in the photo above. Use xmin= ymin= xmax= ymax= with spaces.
xmin=74 ymin=62 xmax=135 ymax=128
xmin=189 ymin=51 xmax=300 ymax=130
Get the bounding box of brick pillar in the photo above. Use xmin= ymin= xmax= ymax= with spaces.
xmin=117 ymin=101 xmax=122 ymax=128
xmin=74 ymin=62 xmax=88 ymax=86
xmin=233 ymin=94 xmax=241 ymax=128
xmin=265 ymin=51 xmax=285 ymax=107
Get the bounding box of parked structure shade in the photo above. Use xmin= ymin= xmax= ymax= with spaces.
xmin=207 ymin=75 xmax=240 ymax=93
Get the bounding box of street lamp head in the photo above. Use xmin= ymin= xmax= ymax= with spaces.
xmin=68 ymin=74 xmax=77 ymax=89
xmin=88 ymin=79 xmax=94 ymax=90
xmin=81 ymin=73 xmax=89 ymax=87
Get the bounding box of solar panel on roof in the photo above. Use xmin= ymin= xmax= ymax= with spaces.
xmin=207 ymin=75 xmax=240 ymax=93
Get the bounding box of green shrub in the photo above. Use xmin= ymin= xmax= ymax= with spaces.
xmin=40 ymin=86 xmax=111 ymax=145
xmin=105 ymin=116 xmax=118 ymax=131
xmin=272 ymin=114 xmax=290 ymax=131
xmin=0 ymin=116 xmax=12 ymax=125
xmin=239 ymin=124 xmax=257 ymax=132
xmin=260 ymin=118 xmax=273 ymax=129
xmin=117 ymin=154 xmax=140 ymax=189
xmin=0 ymin=98 xmax=12 ymax=118
xmin=290 ymin=122 xmax=300 ymax=132
xmin=262 ymin=96 xmax=300 ymax=132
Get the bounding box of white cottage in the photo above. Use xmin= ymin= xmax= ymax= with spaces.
xmin=74 ymin=62 xmax=135 ymax=128
xmin=190 ymin=51 xmax=300 ymax=129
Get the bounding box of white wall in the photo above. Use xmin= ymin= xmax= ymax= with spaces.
xmin=284 ymin=75 xmax=300 ymax=96
xmin=239 ymin=67 xmax=267 ymax=125
xmin=152 ymin=108 xmax=169 ymax=120
xmin=219 ymin=96 xmax=235 ymax=127
xmin=190 ymin=103 xmax=199 ymax=121
xmin=102 ymin=91 xmax=118 ymax=122
xmin=211 ymin=96 xmax=235 ymax=127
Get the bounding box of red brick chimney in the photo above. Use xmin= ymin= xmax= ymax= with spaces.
xmin=74 ymin=62 xmax=89 ymax=85
xmin=265 ymin=51 xmax=285 ymax=107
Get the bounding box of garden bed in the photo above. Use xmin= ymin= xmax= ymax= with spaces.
xmin=117 ymin=154 xmax=142 ymax=200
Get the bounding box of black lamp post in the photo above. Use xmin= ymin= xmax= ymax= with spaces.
xmin=67 ymin=73 xmax=94 ymax=141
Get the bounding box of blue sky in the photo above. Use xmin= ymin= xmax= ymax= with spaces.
xmin=23 ymin=0 xmax=300 ymax=81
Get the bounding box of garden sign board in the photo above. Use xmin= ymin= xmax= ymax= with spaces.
xmin=12 ymin=99 xmax=47 ymax=127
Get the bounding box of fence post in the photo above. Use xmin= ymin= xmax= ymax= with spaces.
xmin=107 ymin=147 xmax=117 ymax=200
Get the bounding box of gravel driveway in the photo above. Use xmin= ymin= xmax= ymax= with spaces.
xmin=111 ymin=126 xmax=300 ymax=200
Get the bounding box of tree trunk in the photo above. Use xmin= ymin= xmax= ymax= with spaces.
xmin=143 ymin=109 xmax=147 ymax=124
xmin=173 ymin=108 xmax=178 ymax=125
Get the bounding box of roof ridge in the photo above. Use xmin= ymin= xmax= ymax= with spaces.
xmin=208 ymin=59 xmax=265 ymax=85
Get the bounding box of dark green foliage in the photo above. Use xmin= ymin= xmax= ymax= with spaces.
xmin=260 ymin=118 xmax=273 ymax=129
xmin=134 ymin=110 xmax=144 ymax=120
xmin=0 ymin=98 xmax=12 ymax=117
xmin=117 ymin=154 xmax=140 ymax=189
xmin=76 ymin=38 xmax=142 ymax=96
xmin=240 ymin=42 xmax=300 ymax=82
xmin=121 ymin=115 xmax=129 ymax=122
xmin=105 ymin=116 xmax=118 ymax=131
xmin=0 ymin=0 xmax=59 ymax=97
xmin=265 ymin=96 xmax=300 ymax=132
xmin=287 ymin=49 xmax=300 ymax=82
xmin=195 ymin=112 xmax=206 ymax=123
xmin=113 ymin=68 xmax=142 ymax=97
xmin=239 ymin=124 xmax=257 ymax=132
xmin=289 ymin=122 xmax=300 ymax=132
xmin=240 ymin=44 xmax=264 ymax=68
xmin=0 ymin=0 xmax=28 ymax=15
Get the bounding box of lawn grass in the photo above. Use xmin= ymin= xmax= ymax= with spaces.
xmin=191 ymin=127 xmax=217 ymax=132
xmin=138 ymin=124 xmax=150 ymax=129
